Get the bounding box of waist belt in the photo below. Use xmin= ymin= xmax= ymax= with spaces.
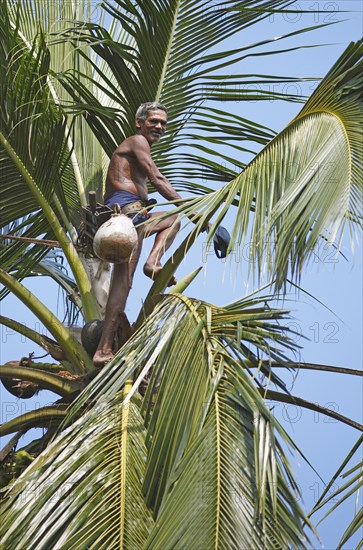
xmin=121 ymin=200 xmax=149 ymax=218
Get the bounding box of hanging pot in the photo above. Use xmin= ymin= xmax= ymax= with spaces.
xmin=93 ymin=210 xmax=138 ymax=264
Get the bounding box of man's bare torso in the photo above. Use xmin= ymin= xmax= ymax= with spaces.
xmin=105 ymin=136 xmax=149 ymax=202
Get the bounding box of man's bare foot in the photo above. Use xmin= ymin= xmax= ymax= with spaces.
xmin=143 ymin=262 xmax=177 ymax=287
xmin=93 ymin=350 xmax=114 ymax=369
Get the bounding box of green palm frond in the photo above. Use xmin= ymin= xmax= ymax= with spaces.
xmin=56 ymin=0 xmax=327 ymax=189
xmin=0 ymin=233 xmax=51 ymax=302
xmin=0 ymin=10 xmax=70 ymax=250
xmin=0 ymin=40 xmax=75 ymax=226
xmin=0 ymin=292 xmax=313 ymax=548
xmin=0 ymin=9 xmax=99 ymax=319
xmin=6 ymin=0 xmax=107 ymax=203
xmin=168 ymin=39 xmax=363 ymax=289
xmin=0 ymin=2 xmax=79 ymax=225
xmin=310 ymin=435 xmax=363 ymax=550
xmin=0 ymin=269 xmax=93 ymax=372
xmin=137 ymin=295 xmax=301 ymax=520
xmin=239 ymin=38 xmax=363 ymax=285
xmin=146 ymin=369 xmax=311 ymax=549
xmin=67 ymin=291 xmax=300 ymax=415
xmin=0 ymin=390 xmax=154 ymax=549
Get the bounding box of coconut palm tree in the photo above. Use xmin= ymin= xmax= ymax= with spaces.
xmin=0 ymin=0 xmax=362 ymax=547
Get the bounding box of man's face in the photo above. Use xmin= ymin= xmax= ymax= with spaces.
xmin=136 ymin=109 xmax=167 ymax=144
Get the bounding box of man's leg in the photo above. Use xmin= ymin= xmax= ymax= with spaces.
xmin=93 ymin=262 xmax=130 ymax=368
xmin=143 ymin=213 xmax=180 ymax=285
xmin=93 ymin=231 xmax=143 ymax=368
xmin=128 ymin=227 xmax=143 ymax=287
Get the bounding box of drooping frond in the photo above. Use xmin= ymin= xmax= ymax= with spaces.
xmin=145 ymin=360 xmax=311 ymax=549
xmin=0 ymin=390 xmax=155 ymax=549
xmin=0 ymin=11 xmax=76 ymax=228
xmin=0 ymin=292 xmax=314 ymax=548
xmin=137 ymin=295 xmax=305 ymax=531
xmin=170 ymin=39 xmax=363 ymax=289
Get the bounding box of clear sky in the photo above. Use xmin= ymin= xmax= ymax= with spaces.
xmin=1 ymin=2 xmax=362 ymax=548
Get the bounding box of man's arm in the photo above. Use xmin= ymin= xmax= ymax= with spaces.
xmin=132 ymin=135 xmax=183 ymax=203
xmin=132 ymin=135 xmax=206 ymax=227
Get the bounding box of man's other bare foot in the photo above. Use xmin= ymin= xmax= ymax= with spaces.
xmin=143 ymin=262 xmax=177 ymax=287
xmin=93 ymin=350 xmax=114 ymax=369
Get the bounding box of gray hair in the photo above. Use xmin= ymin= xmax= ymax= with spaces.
xmin=135 ymin=102 xmax=168 ymax=122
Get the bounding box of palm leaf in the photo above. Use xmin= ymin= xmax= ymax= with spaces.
xmin=0 ymin=292 xmax=314 ymax=548
xmin=168 ymin=39 xmax=363 ymax=289
xmin=0 ymin=269 xmax=93 ymax=372
xmin=55 ymin=0 xmax=328 ymax=188
xmin=137 ymin=294 xmax=302 ymax=520
xmin=68 ymin=292 xmax=311 ymax=532
xmin=0 ymin=390 xmax=154 ymax=549
xmin=0 ymin=229 xmax=52 ymax=302
xmin=310 ymin=435 xmax=363 ymax=549
xmin=146 ymin=367 xmax=311 ymax=548
xmin=66 ymin=291 xmax=300 ymax=416
xmin=6 ymin=0 xmax=107 ymax=203
xmin=0 ymin=10 xmax=76 ymax=226
xmin=0 ymin=11 xmax=99 ymax=319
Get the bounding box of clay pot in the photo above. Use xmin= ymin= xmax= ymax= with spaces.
xmin=93 ymin=213 xmax=138 ymax=263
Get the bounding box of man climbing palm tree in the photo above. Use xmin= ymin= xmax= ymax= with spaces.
xmin=93 ymin=102 xmax=183 ymax=368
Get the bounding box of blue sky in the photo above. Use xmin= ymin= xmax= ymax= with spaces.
xmin=1 ymin=2 xmax=362 ymax=548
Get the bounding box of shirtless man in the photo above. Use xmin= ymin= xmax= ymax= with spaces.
xmin=93 ymin=102 xmax=185 ymax=368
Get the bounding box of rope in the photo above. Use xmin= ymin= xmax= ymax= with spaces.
xmin=0 ymin=234 xmax=61 ymax=248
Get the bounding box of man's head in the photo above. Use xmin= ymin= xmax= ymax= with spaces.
xmin=135 ymin=102 xmax=168 ymax=145
xmin=135 ymin=102 xmax=167 ymax=123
